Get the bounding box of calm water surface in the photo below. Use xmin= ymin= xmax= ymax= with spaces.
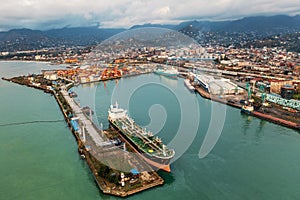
xmin=1 ymin=61 xmax=300 ymax=200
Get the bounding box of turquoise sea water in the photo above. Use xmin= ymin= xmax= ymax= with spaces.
xmin=0 ymin=62 xmax=100 ymax=200
xmin=1 ymin=61 xmax=300 ymax=200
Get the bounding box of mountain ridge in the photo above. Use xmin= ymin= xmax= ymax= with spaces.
xmin=1 ymin=15 xmax=300 ymax=51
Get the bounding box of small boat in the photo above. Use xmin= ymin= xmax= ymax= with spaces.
xmin=241 ymin=105 xmax=254 ymax=114
xmin=154 ymin=67 xmax=178 ymax=78
xmin=184 ymin=79 xmax=195 ymax=91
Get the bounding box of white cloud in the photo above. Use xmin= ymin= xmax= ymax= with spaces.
xmin=153 ymin=6 xmax=171 ymax=17
xmin=0 ymin=0 xmax=300 ymax=30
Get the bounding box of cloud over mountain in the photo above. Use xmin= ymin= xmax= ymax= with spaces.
xmin=0 ymin=0 xmax=300 ymax=30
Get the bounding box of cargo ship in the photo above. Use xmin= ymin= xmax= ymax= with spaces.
xmin=154 ymin=67 xmax=178 ymax=78
xmin=108 ymin=103 xmax=175 ymax=172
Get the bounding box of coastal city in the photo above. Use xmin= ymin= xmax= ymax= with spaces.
xmin=2 ymin=28 xmax=300 ymax=196
xmin=1 ymin=1 xmax=300 ymax=199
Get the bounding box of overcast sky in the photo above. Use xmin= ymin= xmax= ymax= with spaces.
xmin=1 ymin=0 xmax=300 ymax=31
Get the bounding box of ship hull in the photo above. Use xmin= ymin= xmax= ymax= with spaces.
xmin=109 ymin=120 xmax=172 ymax=172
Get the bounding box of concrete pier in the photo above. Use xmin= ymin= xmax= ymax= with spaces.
xmin=3 ymin=75 xmax=165 ymax=198
xmin=60 ymin=88 xmax=106 ymax=146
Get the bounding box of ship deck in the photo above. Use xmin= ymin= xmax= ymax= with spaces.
xmin=112 ymin=116 xmax=174 ymax=158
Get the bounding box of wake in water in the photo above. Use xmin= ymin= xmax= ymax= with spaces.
xmin=0 ymin=120 xmax=65 ymax=127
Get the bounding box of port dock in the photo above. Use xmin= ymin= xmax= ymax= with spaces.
xmin=195 ymin=85 xmax=244 ymax=109
xmin=3 ymin=75 xmax=164 ymax=197
xmin=60 ymin=88 xmax=105 ymax=146
xmin=193 ymin=77 xmax=300 ymax=130
xmin=56 ymin=88 xmax=165 ymax=197
xmin=4 ymin=70 xmax=299 ymax=197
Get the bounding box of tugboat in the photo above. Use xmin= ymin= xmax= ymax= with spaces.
xmin=241 ymin=104 xmax=254 ymax=114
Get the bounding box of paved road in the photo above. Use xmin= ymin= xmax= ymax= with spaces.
xmin=61 ymin=88 xmax=105 ymax=146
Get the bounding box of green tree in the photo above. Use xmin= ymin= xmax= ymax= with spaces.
xmin=107 ymin=172 xmax=119 ymax=184
xmin=98 ymin=165 xmax=110 ymax=178
xmin=293 ymin=94 xmax=300 ymax=100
